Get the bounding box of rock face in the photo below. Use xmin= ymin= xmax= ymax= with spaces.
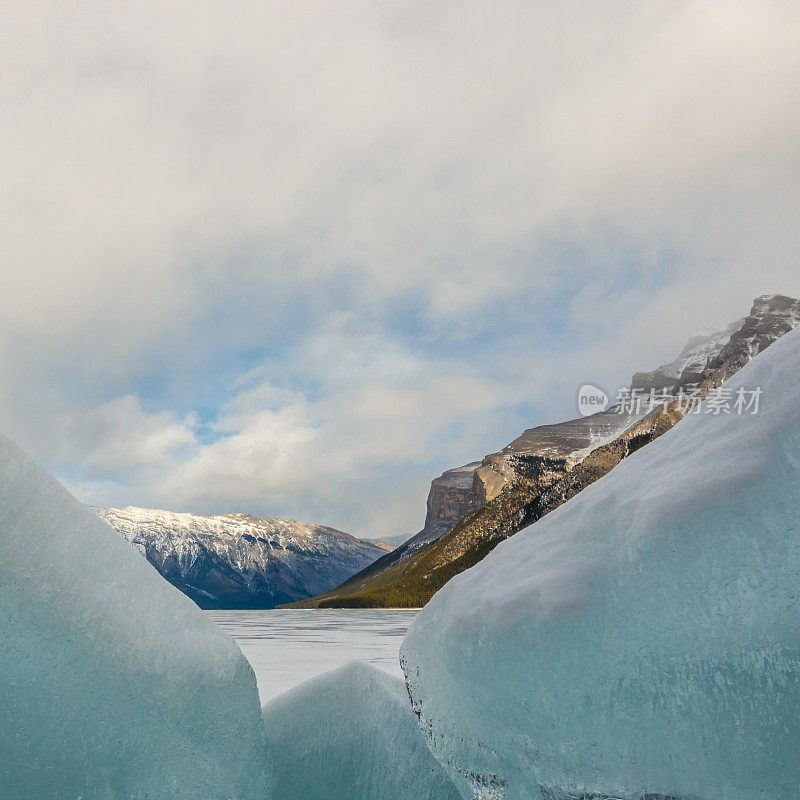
xmin=93 ymin=506 xmax=385 ymax=609
xmin=370 ymin=462 xmax=483 ymax=563
xmin=423 ymin=462 xmax=482 ymax=544
xmin=283 ymin=463 xmax=482 ymax=608
xmin=629 ymin=318 xmax=744 ymax=393
xmin=472 ymin=297 xmax=798 ymax=505
xmin=392 ymin=462 xmax=484 ymax=560
xmin=414 ymin=296 xmax=798 ymax=529
xmin=707 ymin=292 xmax=800 ymax=379
xmin=288 ymin=294 xmax=800 ymax=609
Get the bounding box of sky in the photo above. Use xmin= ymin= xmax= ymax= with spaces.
xmin=2 ymin=0 xmax=799 ymax=539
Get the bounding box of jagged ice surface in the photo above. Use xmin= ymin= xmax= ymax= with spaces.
xmin=262 ymin=661 xmax=461 ymax=800
xmin=401 ymin=326 xmax=800 ymax=800
xmin=0 ymin=436 xmax=271 ymax=799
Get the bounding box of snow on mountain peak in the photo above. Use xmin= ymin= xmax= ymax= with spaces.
xmin=92 ymin=505 xmax=385 ymax=608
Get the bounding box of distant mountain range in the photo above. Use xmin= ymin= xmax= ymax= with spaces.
xmin=361 ymin=534 xmax=409 ymax=551
xmin=93 ymin=506 xmax=386 ymax=609
xmin=288 ymin=293 xmax=800 ymax=608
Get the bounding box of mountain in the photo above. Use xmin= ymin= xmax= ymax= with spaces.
xmin=361 ymin=534 xmax=410 ymax=551
xmin=93 ymin=506 xmax=386 ymax=609
xmin=287 ymin=293 xmax=800 ymax=608
xmin=374 ymin=462 xmax=482 ymax=562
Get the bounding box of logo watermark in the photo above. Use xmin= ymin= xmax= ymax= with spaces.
xmin=577 ymin=383 xmax=763 ymax=417
xmin=577 ymin=384 xmax=609 ymax=417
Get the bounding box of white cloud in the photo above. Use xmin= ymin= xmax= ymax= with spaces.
xmin=149 ymin=320 xmax=514 ymax=536
xmin=49 ymin=396 xmax=197 ymax=483
xmin=1 ymin=0 xmax=799 ymax=537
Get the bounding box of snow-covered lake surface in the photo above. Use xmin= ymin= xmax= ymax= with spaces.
xmin=206 ymin=609 xmax=418 ymax=702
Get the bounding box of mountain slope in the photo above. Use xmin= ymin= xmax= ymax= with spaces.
xmin=288 ymin=293 xmax=800 ymax=608
xmin=93 ymin=506 xmax=385 ymax=609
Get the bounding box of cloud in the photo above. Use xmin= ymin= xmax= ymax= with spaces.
xmin=153 ymin=318 xmax=516 ymax=535
xmin=66 ymin=396 xmax=196 ymax=482
xmin=41 ymin=318 xmax=517 ymax=537
xmin=1 ymin=0 xmax=799 ymax=537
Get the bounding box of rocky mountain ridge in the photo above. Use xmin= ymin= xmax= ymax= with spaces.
xmin=287 ymin=293 xmax=800 ymax=608
xmin=93 ymin=506 xmax=385 ymax=609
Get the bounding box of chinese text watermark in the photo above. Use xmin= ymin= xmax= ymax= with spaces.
xmin=578 ymin=383 xmax=763 ymax=417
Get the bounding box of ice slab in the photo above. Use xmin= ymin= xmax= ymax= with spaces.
xmin=262 ymin=661 xmax=462 ymax=800
xmin=401 ymin=326 xmax=800 ymax=800
xmin=0 ymin=435 xmax=271 ymax=799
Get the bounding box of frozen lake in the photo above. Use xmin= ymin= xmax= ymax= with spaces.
xmin=206 ymin=609 xmax=418 ymax=702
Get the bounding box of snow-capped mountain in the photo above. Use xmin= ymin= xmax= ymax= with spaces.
xmin=92 ymin=506 xmax=386 ymax=609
